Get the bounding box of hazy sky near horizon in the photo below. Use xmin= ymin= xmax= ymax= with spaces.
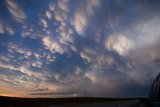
xmin=0 ymin=0 xmax=160 ymax=98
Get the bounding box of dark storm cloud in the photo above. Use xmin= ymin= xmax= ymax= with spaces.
xmin=29 ymin=92 xmax=75 ymax=96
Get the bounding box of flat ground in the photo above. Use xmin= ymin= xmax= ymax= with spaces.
xmin=0 ymin=96 xmax=149 ymax=107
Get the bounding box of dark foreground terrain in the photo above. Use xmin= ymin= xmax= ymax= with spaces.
xmin=0 ymin=96 xmax=149 ymax=107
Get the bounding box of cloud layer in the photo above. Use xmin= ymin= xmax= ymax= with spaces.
xmin=0 ymin=0 xmax=160 ymax=98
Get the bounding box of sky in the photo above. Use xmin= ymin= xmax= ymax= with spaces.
xmin=0 ymin=0 xmax=160 ymax=98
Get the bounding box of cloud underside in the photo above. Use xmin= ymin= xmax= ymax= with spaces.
xmin=0 ymin=0 xmax=160 ymax=97
xmin=6 ymin=0 xmax=26 ymax=23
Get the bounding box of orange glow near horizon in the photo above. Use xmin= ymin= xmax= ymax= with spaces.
xmin=0 ymin=94 xmax=11 ymax=97
xmin=0 ymin=92 xmax=31 ymax=98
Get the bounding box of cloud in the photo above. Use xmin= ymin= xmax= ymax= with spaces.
xmin=8 ymin=42 xmax=33 ymax=59
xmin=80 ymin=47 xmax=115 ymax=70
xmin=32 ymin=61 xmax=42 ymax=68
xmin=0 ymin=75 xmax=29 ymax=97
xmin=132 ymin=17 xmax=160 ymax=48
xmin=72 ymin=0 xmax=100 ymax=36
xmin=0 ymin=22 xmax=4 ymax=34
xmin=0 ymin=63 xmax=19 ymax=72
xmin=0 ymin=20 xmax=15 ymax=35
xmin=34 ymin=53 xmax=41 ymax=60
xmin=84 ymin=71 xmax=129 ymax=97
xmin=40 ymin=18 xmax=48 ymax=28
xmin=43 ymin=36 xmax=64 ymax=54
xmin=0 ymin=73 xmax=63 ymax=97
xmin=1 ymin=0 xmax=160 ymax=98
xmin=73 ymin=10 xmax=87 ymax=36
xmin=33 ymin=88 xmax=49 ymax=92
xmin=38 ymin=0 xmax=77 ymax=53
xmin=46 ymin=10 xmax=52 ymax=19
xmin=29 ymin=92 xmax=75 ymax=96
xmin=85 ymin=72 xmax=97 ymax=83
xmin=0 ymin=55 xmax=10 ymax=63
xmin=5 ymin=0 xmax=27 ymax=23
xmin=106 ymin=16 xmax=160 ymax=64
xmin=0 ymin=63 xmax=37 ymax=78
xmin=58 ymin=0 xmax=69 ymax=12
xmin=49 ymin=3 xmax=55 ymax=11
xmin=6 ymin=26 xmax=15 ymax=35
xmin=21 ymin=25 xmax=43 ymax=39
xmin=105 ymin=34 xmax=134 ymax=56
xmin=7 ymin=42 xmax=54 ymax=67
xmin=0 ymin=62 xmax=63 ymax=93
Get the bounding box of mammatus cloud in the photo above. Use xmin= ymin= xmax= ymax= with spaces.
xmin=0 ymin=22 xmax=4 ymax=34
xmin=36 ymin=0 xmax=77 ymax=53
xmin=0 ymin=0 xmax=160 ymax=98
xmin=6 ymin=27 xmax=15 ymax=35
xmin=72 ymin=0 xmax=100 ymax=36
xmin=7 ymin=42 xmax=55 ymax=65
xmin=0 ymin=62 xmax=65 ymax=97
xmin=80 ymin=47 xmax=115 ymax=70
xmin=21 ymin=23 xmax=45 ymax=39
xmin=105 ymin=34 xmax=134 ymax=56
xmin=32 ymin=61 xmax=42 ymax=68
xmin=46 ymin=10 xmax=52 ymax=20
xmin=0 ymin=21 xmax=15 ymax=35
xmin=49 ymin=3 xmax=55 ymax=11
xmin=43 ymin=36 xmax=64 ymax=54
xmin=0 ymin=56 xmax=10 ymax=63
xmin=0 ymin=63 xmax=41 ymax=78
xmin=5 ymin=0 xmax=27 ymax=23
xmin=73 ymin=10 xmax=87 ymax=36
xmin=8 ymin=42 xmax=33 ymax=58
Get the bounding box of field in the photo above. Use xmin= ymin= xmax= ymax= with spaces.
xmin=0 ymin=96 xmax=149 ymax=107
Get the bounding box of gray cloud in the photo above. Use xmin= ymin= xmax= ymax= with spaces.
xmin=0 ymin=22 xmax=4 ymax=34
xmin=43 ymin=36 xmax=64 ymax=54
xmin=5 ymin=0 xmax=27 ymax=23
xmin=72 ymin=0 xmax=101 ymax=36
xmin=29 ymin=92 xmax=75 ymax=96
xmin=0 ymin=20 xmax=15 ymax=35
